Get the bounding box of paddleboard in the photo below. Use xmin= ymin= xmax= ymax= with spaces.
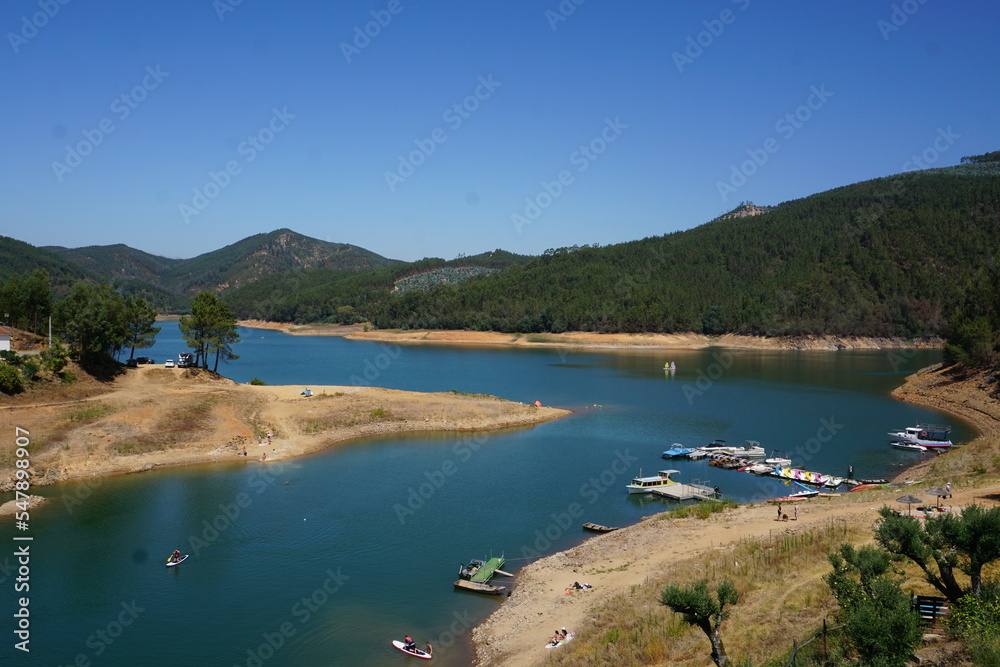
xmin=165 ymin=555 xmax=189 ymax=567
xmin=391 ymin=640 xmax=431 ymax=659
xmin=544 ymin=632 xmax=575 ymax=648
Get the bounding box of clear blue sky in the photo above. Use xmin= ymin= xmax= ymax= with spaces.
xmin=1 ymin=0 xmax=997 ymax=262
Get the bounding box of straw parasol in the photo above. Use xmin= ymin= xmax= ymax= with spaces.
xmin=896 ymin=494 xmax=924 ymax=515
xmin=926 ymin=487 xmax=949 ymax=508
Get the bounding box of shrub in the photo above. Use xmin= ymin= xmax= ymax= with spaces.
xmin=249 ymin=377 xmax=267 ymax=385
xmin=0 ymin=363 xmax=24 ymax=394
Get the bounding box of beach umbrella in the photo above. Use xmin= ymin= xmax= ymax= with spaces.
xmin=926 ymin=487 xmax=948 ymax=508
xmin=896 ymin=494 xmax=924 ymax=515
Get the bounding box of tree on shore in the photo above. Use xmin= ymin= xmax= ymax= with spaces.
xmin=179 ymin=292 xmax=241 ymax=371
xmin=825 ymin=543 xmax=921 ymax=667
xmin=875 ymin=505 xmax=1000 ymax=602
xmin=52 ymin=282 xmax=127 ymax=362
xmin=123 ymin=296 xmax=160 ymax=360
xmin=659 ymin=578 xmax=739 ymax=667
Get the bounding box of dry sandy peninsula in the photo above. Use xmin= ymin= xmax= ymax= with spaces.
xmin=0 ymin=363 xmax=568 ymax=493
xmin=470 ymin=363 xmax=1000 ymax=667
xmin=238 ymin=321 xmax=942 ymax=352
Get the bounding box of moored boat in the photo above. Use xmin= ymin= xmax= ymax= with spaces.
xmin=626 ymin=469 xmax=680 ymax=494
xmin=661 ymin=444 xmax=694 ymax=459
xmin=765 ymin=450 xmax=792 ymax=467
xmin=582 ymin=522 xmax=619 ymax=533
xmin=887 ymin=423 xmax=952 ymax=447
xmin=890 ymin=441 xmax=928 ymax=453
xmin=726 ymin=440 xmax=766 ymax=458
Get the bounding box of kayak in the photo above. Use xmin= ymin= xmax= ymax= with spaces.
xmin=545 ymin=632 xmax=576 ymax=648
xmin=165 ymin=555 xmax=189 ymax=567
xmin=391 ymin=640 xmax=431 ymax=659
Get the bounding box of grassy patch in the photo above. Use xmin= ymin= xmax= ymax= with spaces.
xmin=369 ymin=406 xmax=392 ymax=420
xmin=66 ymin=403 xmax=114 ymax=422
xmin=107 ymin=435 xmax=167 ymax=456
xmin=664 ymin=498 xmax=739 ymax=520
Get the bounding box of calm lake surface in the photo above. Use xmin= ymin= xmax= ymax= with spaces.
xmin=2 ymin=325 xmax=971 ymax=666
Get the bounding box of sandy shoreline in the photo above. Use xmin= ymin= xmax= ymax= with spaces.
xmin=0 ymin=365 xmax=569 ymax=492
xmin=237 ymin=321 xmax=942 ymax=351
xmin=470 ymin=364 xmax=1000 ymax=666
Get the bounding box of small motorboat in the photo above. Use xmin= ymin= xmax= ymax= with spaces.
xmin=662 ymin=444 xmax=694 ymax=458
xmin=765 ymin=450 xmax=792 ymax=467
xmin=685 ymin=449 xmax=709 ymax=459
xmin=887 ymin=423 xmax=952 ymax=447
xmin=890 ymin=441 xmax=928 ymax=453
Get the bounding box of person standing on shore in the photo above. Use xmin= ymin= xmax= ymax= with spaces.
xmin=777 ymin=504 xmax=782 ymax=520
xmin=945 ymin=482 xmax=952 ymax=498
xmin=793 ymin=505 xmax=798 ymax=521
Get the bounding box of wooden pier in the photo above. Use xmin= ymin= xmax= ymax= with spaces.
xmin=652 ymin=481 xmax=719 ymax=501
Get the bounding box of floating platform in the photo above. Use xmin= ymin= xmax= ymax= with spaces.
xmin=469 ymin=556 xmax=505 ymax=583
xmin=652 ymin=482 xmax=718 ymax=501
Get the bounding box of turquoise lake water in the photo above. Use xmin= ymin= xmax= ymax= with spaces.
xmin=0 ymin=325 xmax=970 ymax=666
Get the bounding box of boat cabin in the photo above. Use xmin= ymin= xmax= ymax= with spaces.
xmin=627 ymin=469 xmax=680 ymax=494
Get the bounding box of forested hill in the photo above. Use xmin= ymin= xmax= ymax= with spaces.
xmin=224 ymin=162 xmax=1000 ymax=337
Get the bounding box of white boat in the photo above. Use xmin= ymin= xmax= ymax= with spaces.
xmin=887 ymin=423 xmax=952 ymax=448
xmin=726 ymin=440 xmax=766 ymax=458
xmin=765 ymin=450 xmax=792 ymax=467
xmin=626 ymin=469 xmax=680 ymax=494
xmin=685 ymin=449 xmax=709 ymax=459
xmin=699 ymin=439 xmax=732 ymax=454
xmin=746 ymin=463 xmax=775 ymax=475
xmin=890 ymin=441 xmax=928 ymax=453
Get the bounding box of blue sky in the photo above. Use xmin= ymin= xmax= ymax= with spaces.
xmin=1 ymin=0 xmax=997 ymax=262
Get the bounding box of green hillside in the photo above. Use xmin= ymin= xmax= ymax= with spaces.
xmin=153 ymin=229 xmax=400 ymax=296
xmin=0 ymin=236 xmax=96 ymax=293
xmin=45 ymin=243 xmax=182 ymax=282
xmin=223 ymin=250 xmax=532 ymax=323
xmin=225 ymin=163 xmax=1000 ymax=337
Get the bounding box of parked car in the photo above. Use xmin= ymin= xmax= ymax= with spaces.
xmin=135 ymin=356 xmax=154 ymax=364
xmin=125 ymin=359 xmax=138 ymax=368
xmin=164 ymin=359 xmax=175 ymax=368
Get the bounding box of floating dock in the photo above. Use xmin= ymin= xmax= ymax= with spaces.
xmin=469 ymin=557 xmax=505 ymax=583
xmin=652 ymin=481 xmax=719 ymax=501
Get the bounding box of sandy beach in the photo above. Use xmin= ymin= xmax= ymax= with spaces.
xmin=470 ymin=363 xmax=1000 ymax=666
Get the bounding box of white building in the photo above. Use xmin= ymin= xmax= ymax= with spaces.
xmin=0 ymin=327 xmax=10 ymax=352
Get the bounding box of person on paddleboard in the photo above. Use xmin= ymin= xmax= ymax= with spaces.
xmin=171 ymin=549 xmax=181 ymax=562
xmin=403 ymin=636 xmax=417 ymax=652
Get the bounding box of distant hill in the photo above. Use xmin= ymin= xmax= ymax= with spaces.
xmin=45 ymin=243 xmax=182 ymax=283
xmin=0 ymin=236 xmax=97 ymax=293
xmin=155 ymin=228 xmax=401 ymax=295
xmin=225 ymin=162 xmax=1000 ymax=337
